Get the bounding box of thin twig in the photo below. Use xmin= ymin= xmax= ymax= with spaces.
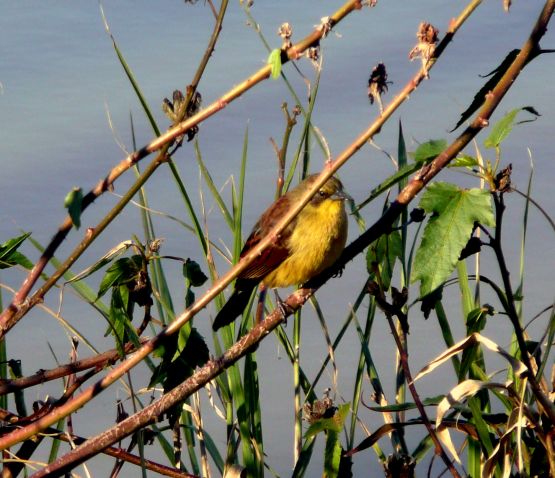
xmin=0 ymin=340 xmax=145 ymax=396
xmin=491 ymin=193 xmax=555 ymax=422
xmin=384 ymin=309 xmax=460 ymax=477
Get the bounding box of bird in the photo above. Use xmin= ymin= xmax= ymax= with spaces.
xmin=212 ymin=174 xmax=350 ymax=331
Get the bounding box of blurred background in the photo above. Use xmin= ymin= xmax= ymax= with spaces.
xmin=1 ymin=1 xmax=554 ymax=476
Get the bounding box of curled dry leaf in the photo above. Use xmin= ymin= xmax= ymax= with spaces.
xmin=409 ymin=22 xmax=439 ymax=76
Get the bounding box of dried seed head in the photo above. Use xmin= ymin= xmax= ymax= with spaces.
xmin=278 ymin=22 xmax=292 ymax=39
xmin=303 ymin=394 xmax=335 ymax=423
xmin=163 ymin=88 xmax=202 ymax=141
xmin=148 ymin=238 xmax=163 ymax=254
xmin=416 ymin=22 xmax=439 ymax=44
xmin=307 ymin=45 xmax=320 ymax=62
xmin=409 ymin=22 xmax=439 ymax=76
xmin=494 ymin=163 xmax=513 ymax=193
xmin=367 ymin=62 xmax=390 ymax=112
xmin=278 ymin=22 xmax=293 ymax=49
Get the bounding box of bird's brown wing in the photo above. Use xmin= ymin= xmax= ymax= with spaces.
xmin=238 ymin=194 xmax=295 ymax=281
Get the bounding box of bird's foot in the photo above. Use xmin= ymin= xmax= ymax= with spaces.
xmin=273 ymin=290 xmax=292 ymax=325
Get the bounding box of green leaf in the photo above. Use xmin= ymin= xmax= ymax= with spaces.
xmin=65 ymin=240 xmax=133 ymax=285
xmin=97 ymin=255 xmax=142 ymax=299
xmin=324 ymin=430 xmax=342 ymax=478
xmin=0 ymin=233 xmax=33 ymax=270
xmin=267 ymin=49 xmax=282 ymax=79
xmin=449 ymin=154 xmax=479 ymax=169
xmin=412 ymin=182 xmax=495 ymax=296
xmin=183 ymin=259 xmax=208 ymax=287
xmin=366 ymin=231 xmax=402 ymax=289
xmin=174 ymin=324 xmax=191 ymax=363
xmin=108 ymin=286 xmax=131 ymax=356
xmin=413 ymin=139 xmax=447 ymax=164
xmin=151 ymin=328 xmax=209 ymax=388
xmin=484 ymin=106 xmax=540 ymax=149
xmin=366 ymin=395 xmax=444 ymax=412
xmin=64 ymin=187 xmax=83 ymax=229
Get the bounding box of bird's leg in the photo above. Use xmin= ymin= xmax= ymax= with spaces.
xmin=273 ymin=290 xmax=292 ymax=325
xmin=255 ymin=284 xmax=267 ymax=326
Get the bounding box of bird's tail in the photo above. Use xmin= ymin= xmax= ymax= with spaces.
xmin=212 ymin=282 xmax=257 ymax=331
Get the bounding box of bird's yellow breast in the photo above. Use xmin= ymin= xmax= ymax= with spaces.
xmin=263 ymin=198 xmax=348 ymax=288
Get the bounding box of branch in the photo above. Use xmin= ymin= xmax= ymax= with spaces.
xmin=0 ymin=341 xmax=145 ymax=396
xmin=0 ymin=409 xmax=196 ymax=478
xmin=0 ymin=0 xmax=481 ymax=453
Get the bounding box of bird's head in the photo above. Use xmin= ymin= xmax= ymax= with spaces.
xmin=303 ymin=175 xmax=352 ymax=205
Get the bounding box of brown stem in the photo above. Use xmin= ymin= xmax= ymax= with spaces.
xmin=28 ymin=310 xmax=286 ymax=477
xmin=0 ymin=341 xmax=144 ymax=396
xmin=491 ymin=193 xmax=555 ymax=422
xmin=384 ymin=311 xmax=461 ymax=477
xmin=0 ymin=409 xmax=196 ymax=478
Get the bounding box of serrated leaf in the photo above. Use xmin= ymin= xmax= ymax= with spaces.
xmin=412 ymin=183 xmax=495 ymax=296
xmin=484 ymin=106 xmax=540 ymax=149
xmin=64 ymin=187 xmax=83 ymax=229
xmin=413 ymin=139 xmax=447 ymax=164
xmin=173 ymin=324 xmax=191 ymax=363
xmin=0 ymin=233 xmax=33 ymax=270
xmin=268 ymin=49 xmax=282 ymax=79
xmin=150 ymin=328 xmax=208 ymax=389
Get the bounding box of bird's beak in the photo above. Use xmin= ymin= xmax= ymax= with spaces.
xmin=331 ymin=189 xmax=353 ymax=203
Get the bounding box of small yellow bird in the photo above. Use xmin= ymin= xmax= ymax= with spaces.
xmin=212 ymin=174 xmax=350 ymax=331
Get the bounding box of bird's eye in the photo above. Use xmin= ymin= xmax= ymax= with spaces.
xmin=318 ymin=190 xmax=327 ymax=197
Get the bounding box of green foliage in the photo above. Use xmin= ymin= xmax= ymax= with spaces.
xmin=64 ymin=187 xmax=83 ymax=229
xmin=305 ymin=403 xmax=351 ymax=438
xmin=183 ymin=259 xmax=208 ymax=308
xmin=412 ymin=182 xmax=495 ymax=296
xmin=97 ymin=255 xmax=145 ymax=300
xmin=450 ymin=154 xmax=479 ymax=169
xmin=304 ymin=403 xmax=350 ymax=478
xmin=0 ymin=233 xmax=33 ymax=270
xmin=413 ymin=139 xmax=447 ymax=164
xmin=366 ymin=231 xmax=402 ymax=290
xmin=267 ymin=48 xmax=282 ymax=79
xmin=108 ymin=285 xmax=134 ymax=355
xmin=484 ymin=106 xmax=540 ymax=149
